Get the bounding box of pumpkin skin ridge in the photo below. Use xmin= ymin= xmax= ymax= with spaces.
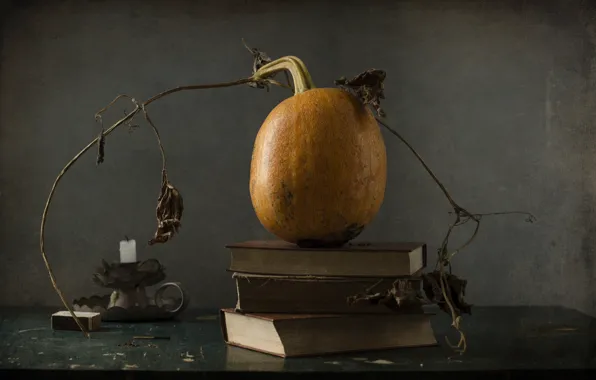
xmin=249 ymin=87 xmax=387 ymax=247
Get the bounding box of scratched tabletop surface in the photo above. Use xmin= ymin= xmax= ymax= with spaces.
xmin=0 ymin=306 xmax=595 ymax=379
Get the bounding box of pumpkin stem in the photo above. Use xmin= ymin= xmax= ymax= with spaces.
xmin=253 ymin=56 xmax=316 ymax=94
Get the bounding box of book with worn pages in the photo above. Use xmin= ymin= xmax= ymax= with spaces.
xmin=233 ymin=272 xmax=423 ymax=314
xmin=226 ymin=240 xmax=427 ymax=277
xmin=220 ymin=308 xmax=437 ymax=357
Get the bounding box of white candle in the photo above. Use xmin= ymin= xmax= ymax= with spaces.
xmin=119 ymin=239 xmax=137 ymax=263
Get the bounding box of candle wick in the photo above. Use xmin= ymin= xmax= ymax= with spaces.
xmin=124 ymin=235 xmax=129 ymax=241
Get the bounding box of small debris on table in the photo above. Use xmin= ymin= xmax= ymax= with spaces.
xmin=118 ymin=341 xmax=139 ymax=348
xmin=69 ymin=364 xmax=97 ymax=369
xmin=365 ymin=359 xmax=394 ymax=365
xmin=195 ymin=315 xmax=218 ymax=321
xmin=18 ymin=328 xmax=46 ymax=334
xmin=133 ymin=335 xmax=170 ymax=340
xmin=181 ymin=351 xmax=195 ymax=362
xmin=119 ymin=336 xmax=168 ymax=348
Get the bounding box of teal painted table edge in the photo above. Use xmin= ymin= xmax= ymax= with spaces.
xmin=0 ymin=306 xmax=595 ymax=379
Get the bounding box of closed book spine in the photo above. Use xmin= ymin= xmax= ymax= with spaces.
xmin=227 ymin=240 xmax=427 ymax=277
xmin=234 ymin=273 xmax=423 ymax=314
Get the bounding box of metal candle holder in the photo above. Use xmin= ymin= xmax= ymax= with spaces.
xmin=73 ymin=258 xmax=189 ymax=322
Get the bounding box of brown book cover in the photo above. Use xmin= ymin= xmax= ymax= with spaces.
xmin=226 ymin=240 xmax=427 ymax=277
xmin=219 ymin=308 xmax=437 ymax=358
xmin=234 ymin=272 xmax=424 ymax=314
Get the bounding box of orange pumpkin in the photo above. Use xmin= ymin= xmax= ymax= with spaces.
xmin=249 ymin=58 xmax=387 ymax=247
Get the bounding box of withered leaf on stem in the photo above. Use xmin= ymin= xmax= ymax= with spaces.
xmin=335 ymin=69 xmax=387 ymax=117
xmin=96 ymin=129 xmax=105 ymax=165
xmin=243 ymin=38 xmax=272 ymax=75
xmin=149 ymin=171 xmax=184 ymax=245
xmin=422 ymin=271 xmax=473 ymax=316
xmin=242 ymin=39 xmax=292 ymax=91
xmin=95 ymin=114 xmax=106 ymax=165
xmin=346 ymin=279 xmax=421 ymax=311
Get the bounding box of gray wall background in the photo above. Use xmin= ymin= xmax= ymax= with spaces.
xmin=1 ymin=0 xmax=595 ymax=316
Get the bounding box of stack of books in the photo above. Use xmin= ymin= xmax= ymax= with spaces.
xmin=219 ymin=240 xmax=437 ymax=357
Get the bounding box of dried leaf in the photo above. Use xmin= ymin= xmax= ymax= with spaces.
xmin=347 ymin=279 xmax=421 ymax=311
xmin=242 ymin=38 xmax=272 ymax=75
xmin=94 ymin=114 xmax=106 ymax=165
xmin=242 ymin=39 xmax=291 ymax=91
xmin=96 ymin=129 xmax=105 ymax=165
xmin=335 ymin=69 xmax=387 ymax=117
xmin=422 ymin=271 xmax=472 ymax=316
xmin=149 ymin=172 xmax=184 ymax=245
xmin=391 ymin=279 xmax=420 ymax=307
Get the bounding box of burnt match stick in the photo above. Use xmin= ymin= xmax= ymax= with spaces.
xmin=132 ymin=335 xmax=171 ymax=340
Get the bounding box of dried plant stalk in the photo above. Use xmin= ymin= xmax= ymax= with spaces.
xmin=334 ymin=70 xmax=536 ymax=354
xmin=41 ymin=42 xmax=535 ymax=348
xmin=40 ymin=109 xmax=138 ymax=337
xmin=39 ymin=42 xmax=302 ymax=336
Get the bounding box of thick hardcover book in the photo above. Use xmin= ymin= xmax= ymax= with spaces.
xmin=234 ymin=272 xmax=423 ymax=314
xmin=226 ymin=240 xmax=427 ymax=277
xmin=220 ymin=308 xmax=437 ymax=358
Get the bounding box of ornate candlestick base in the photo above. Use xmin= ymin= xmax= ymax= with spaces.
xmin=73 ymin=259 xmax=189 ymax=322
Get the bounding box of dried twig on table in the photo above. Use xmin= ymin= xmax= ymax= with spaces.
xmin=39 ymin=42 xmax=287 ymax=337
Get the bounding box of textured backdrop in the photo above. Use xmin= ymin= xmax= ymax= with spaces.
xmin=1 ymin=0 xmax=595 ymax=316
